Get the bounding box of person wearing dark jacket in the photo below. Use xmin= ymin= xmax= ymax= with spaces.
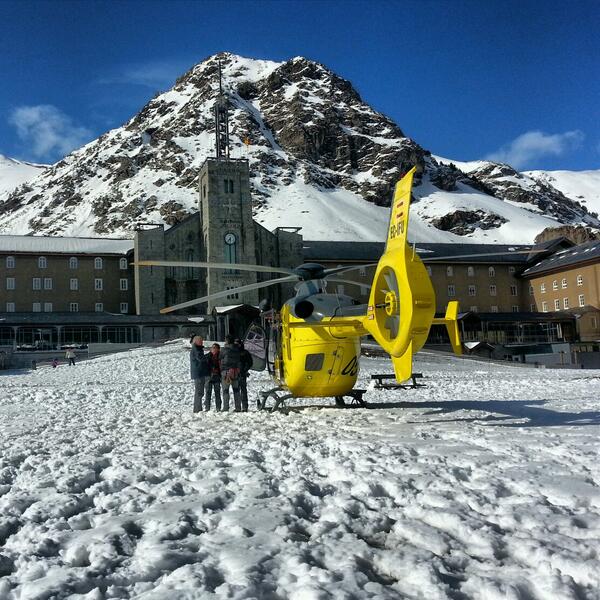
xmin=190 ymin=336 xmax=210 ymax=413
xmin=236 ymin=338 xmax=253 ymax=412
xmin=220 ymin=334 xmax=242 ymax=412
xmin=204 ymin=343 xmax=222 ymax=411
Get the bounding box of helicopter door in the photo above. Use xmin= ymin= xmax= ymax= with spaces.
xmin=244 ymin=324 xmax=267 ymax=372
xmin=328 ymin=345 xmax=344 ymax=382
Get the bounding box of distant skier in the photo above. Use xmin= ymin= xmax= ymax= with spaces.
xmin=190 ymin=336 xmax=209 ymax=413
xmin=65 ymin=347 xmax=76 ymax=366
xmin=204 ymin=343 xmax=222 ymax=411
xmin=220 ymin=335 xmax=242 ymax=412
xmin=236 ymin=338 xmax=253 ymax=412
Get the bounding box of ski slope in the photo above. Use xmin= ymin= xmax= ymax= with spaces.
xmin=0 ymin=155 xmax=46 ymax=196
xmin=0 ymin=344 xmax=599 ymax=599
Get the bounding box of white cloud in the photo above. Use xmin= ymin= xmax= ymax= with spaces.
xmin=485 ymin=130 xmax=584 ymax=169
xmin=9 ymin=105 xmax=93 ymax=161
xmin=96 ymin=59 xmax=192 ymax=89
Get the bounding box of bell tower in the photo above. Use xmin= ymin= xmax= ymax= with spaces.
xmin=199 ymin=60 xmax=258 ymax=311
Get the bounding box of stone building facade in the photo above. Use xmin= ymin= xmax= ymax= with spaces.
xmin=134 ymin=157 xmax=303 ymax=316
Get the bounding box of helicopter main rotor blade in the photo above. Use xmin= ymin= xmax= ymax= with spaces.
xmin=326 ymin=278 xmax=372 ymax=289
xmin=421 ymin=248 xmax=546 ymax=262
xmin=134 ymin=260 xmax=296 ymax=276
xmin=160 ymin=275 xmax=298 ymax=314
xmin=323 ymin=263 xmax=378 ymax=277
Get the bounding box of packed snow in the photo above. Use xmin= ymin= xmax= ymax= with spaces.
xmin=1 ymin=343 xmax=599 ymax=599
xmin=0 ymin=155 xmax=46 ymax=197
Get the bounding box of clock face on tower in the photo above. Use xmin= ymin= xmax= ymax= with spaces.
xmin=224 ymin=232 xmax=237 ymax=245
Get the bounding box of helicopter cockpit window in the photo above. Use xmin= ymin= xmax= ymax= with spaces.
xmin=305 ymin=353 xmax=324 ymax=371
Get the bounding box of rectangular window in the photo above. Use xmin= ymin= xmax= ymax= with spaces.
xmin=561 ymin=278 xmax=567 ymax=289
xmin=509 ymin=266 xmax=516 ymax=274
xmin=489 ymin=285 xmax=497 ymax=296
xmin=95 ymin=302 xmax=104 ymax=312
xmin=69 ymin=302 xmax=79 ymax=312
xmin=359 ymin=266 xmax=366 ymax=277
xmin=305 ymin=353 xmax=325 ymax=371
xmin=43 ymin=302 xmax=52 ymax=313
xmin=6 ymin=277 xmax=15 ymax=290
xmin=70 ymin=278 xmax=79 ymax=291
xmin=563 ymin=297 xmax=569 ymax=309
xmin=43 ymin=277 xmax=53 ymax=290
xmin=94 ymin=278 xmax=103 ymax=291
xmin=6 ymin=256 xmax=15 ymax=269
xmin=554 ymin=299 xmax=560 ymax=311
xmin=469 ymin=306 xmax=478 ymax=313
xmin=468 ymin=285 xmax=476 ymax=296
xmin=579 ymin=294 xmax=585 ymax=307
xmin=510 ymin=285 xmax=517 ymax=296
xmin=491 ymin=305 xmax=498 ymax=313
xmin=540 ymin=283 xmax=546 ymax=293
xmin=552 ymin=280 xmax=558 ymax=290
xmin=426 ymin=266 xmax=432 ymax=276
xmin=6 ymin=302 xmax=15 ymax=312
xmin=120 ymin=302 xmax=129 ymax=314
xmin=592 ymin=317 xmax=598 ymax=329
xmin=530 ymin=304 xmax=536 ymax=312
xmin=336 ymin=285 xmax=345 ymax=295
xmin=119 ymin=278 xmax=128 ymax=291
xmin=542 ymin=301 xmax=548 ymax=313
xmin=32 ymin=302 xmax=41 ymax=312
xmin=32 ymin=277 xmax=41 ymax=290
xmin=512 ymin=305 xmax=519 ymax=313
xmin=577 ymin=274 xmax=583 ymax=286
xmin=447 ymin=284 xmax=455 ymax=297
xmin=467 ymin=266 xmax=475 ymax=277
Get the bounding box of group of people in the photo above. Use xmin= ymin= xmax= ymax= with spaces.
xmin=190 ymin=334 xmax=253 ymax=413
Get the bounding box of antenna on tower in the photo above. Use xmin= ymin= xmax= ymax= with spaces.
xmin=214 ymin=58 xmax=230 ymax=159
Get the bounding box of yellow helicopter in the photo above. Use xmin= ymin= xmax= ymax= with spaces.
xmin=136 ymin=167 xmax=462 ymax=408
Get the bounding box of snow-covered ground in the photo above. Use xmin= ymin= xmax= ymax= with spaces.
xmin=1 ymin=344 xmax=599 ymax=599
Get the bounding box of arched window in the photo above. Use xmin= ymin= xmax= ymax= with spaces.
xmin=467 ymin=266 xmax=475 ymax=277
xmin=119 ymin=258 xmax=128 ymax=270
xmin=446 ymin=266 xmax=453 ymax=277
xmin=38 ymin=256 xmax=47 ymax=269
xmin=69 ymin=257 xmax=78 ymax=269
xmin=488 ymin=266 xmax=495 ymax=277
xmin=94 ymin=257 xmax=103 ymax=270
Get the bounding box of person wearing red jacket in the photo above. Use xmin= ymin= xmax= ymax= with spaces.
xmin=205 ymin=343 xmax=222 ymax=411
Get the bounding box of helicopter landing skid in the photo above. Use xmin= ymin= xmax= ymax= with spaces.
xmin=258 ymin=387 xmax=368 ymax=412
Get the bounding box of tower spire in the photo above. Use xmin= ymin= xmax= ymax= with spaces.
xmin=214 ymin=58 xmax=230 ymax=159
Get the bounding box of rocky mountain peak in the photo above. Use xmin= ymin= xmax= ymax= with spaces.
xmin=0 ymin=52 xmax=598 ymax=243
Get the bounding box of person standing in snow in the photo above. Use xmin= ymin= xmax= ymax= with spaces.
xmin=204 ymin=343 xmax=222 ymax=411
xmin=236 ymin=338 xmax=253 ymax=412
xmin=65 ymin=347 xmax=76 ymax=366
xmin=220 ymin=334 xmax=242 ymax=412
xmin=190 ymin=336 xmax=210 ymax=413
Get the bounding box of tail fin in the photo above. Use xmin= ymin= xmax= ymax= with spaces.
xmin=363 ymin=168 xmax=436 ymax=370
xmin=432 ymin=301 xmax=462 ymax=355
xmin=391 ymin=341 xmax=413 ymax=382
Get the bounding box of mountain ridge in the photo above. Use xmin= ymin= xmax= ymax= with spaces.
xmin=0 ymin=52 xmax=597 ymax=243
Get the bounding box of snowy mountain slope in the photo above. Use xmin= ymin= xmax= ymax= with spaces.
xmin=0 ymin=154 xmax=46 ymax=196
xmin=0 ymin=343 xmax=598 ymax=598
xmin=525 ymin=169 xmax=600 ymax=216
xmin=0 ymin=52 xmax=597 ymax=243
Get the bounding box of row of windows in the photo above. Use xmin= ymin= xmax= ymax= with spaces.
xmin=4 ymin=302 xmax=129 ymax=313
xmin=540 ymin=295 xmax=586 ymax=312
xmin=540 ymin=275 xmax=584 ymax=293
xmin=468 ymin=306 xmax=520 ymax=313
xmin=6 ymin=278 xmax=129 ymax=291
xmin=447 ymin=284 xmax=518 ymax=297
xmin=3 ymin=256 xmax=129 ymax=270
xmin=440 ymin=266 xmax=516 ymax=278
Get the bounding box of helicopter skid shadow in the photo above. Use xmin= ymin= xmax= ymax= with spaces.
xmin=274 ymin=399 xmax=600 ymax=428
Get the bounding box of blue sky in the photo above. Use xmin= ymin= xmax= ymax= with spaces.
xmin=1 ymin=0 xmax=598 ymax=170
